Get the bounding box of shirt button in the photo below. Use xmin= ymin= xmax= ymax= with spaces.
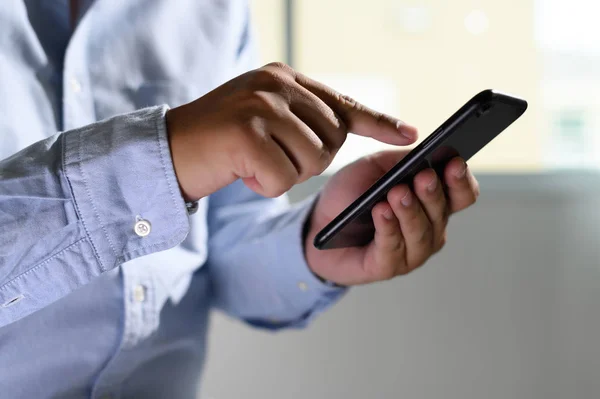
xmin=133 ymin=285 xmax=146 ymax=302
xmin=69 ymin=77 xmax=82 ymax=93
xmin=134 ymin=218 xmax=152 ymax=237
xmin=297 ymin=281 xmax=308 ymax=292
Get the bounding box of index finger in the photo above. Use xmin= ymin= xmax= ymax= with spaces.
xmin=293 ymin=71 xmax=419 ymax=145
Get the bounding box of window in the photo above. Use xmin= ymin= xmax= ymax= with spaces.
xmin=250 ymin=0 xmax=600 ymax=173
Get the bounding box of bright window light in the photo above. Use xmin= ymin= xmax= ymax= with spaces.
xmin=464 ymin=9 xmax=489 ymax=35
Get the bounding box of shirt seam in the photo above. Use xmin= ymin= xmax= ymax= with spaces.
xmin=154 ymin=106 xmax=185 ymax=232
xmin=0 ymin=237 xmax=89 ymax=293
xmin=61 ymin=132 xmax=106 ymax=272
xmin=76 ymin=125 xmax=119 ymax=263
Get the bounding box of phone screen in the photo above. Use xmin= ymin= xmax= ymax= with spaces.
xmin=314 ymin=90 xmax=527 ymax=250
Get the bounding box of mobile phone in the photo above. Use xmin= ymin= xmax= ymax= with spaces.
xmin=313 ymin=89 xmax=527 ymax=250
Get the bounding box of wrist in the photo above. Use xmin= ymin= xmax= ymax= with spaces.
xmin=303 ymin=196 xmax=345 ymax=288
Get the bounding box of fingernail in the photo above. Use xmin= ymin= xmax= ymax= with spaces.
xmin=383 ymin=208 xmax=394 ymax=220
xmin=454 ymin=161 xmax=467 ymax=179
xmin=427 ymin=177 xmax=438 ymax=193
xmin=396 ymin=120 xmax=415 ymax=139
xmin=401 ymin=190 xmax=412 ymax=207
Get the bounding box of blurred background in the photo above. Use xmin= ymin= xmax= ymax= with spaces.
xmin=200 ymin=1 xmax=600 ymax=398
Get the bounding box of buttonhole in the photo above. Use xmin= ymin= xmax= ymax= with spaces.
xmin=2 ymin=294 xmax=25 ymax=308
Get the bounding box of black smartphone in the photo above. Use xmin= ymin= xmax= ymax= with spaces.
xmin=313 ymin=89 xmax=528 ymax=250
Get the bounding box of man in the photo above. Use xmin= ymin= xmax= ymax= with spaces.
xmin=0 ymin=1 xmax=479 ymax=398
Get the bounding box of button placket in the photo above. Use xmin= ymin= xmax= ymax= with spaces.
xmin=133 ymin=284 xmax=146 ymax=303
xmin=122 ymin=270 xmax=156 ymax=350
xmin=69 ymin=77 xmax=82 ymax=93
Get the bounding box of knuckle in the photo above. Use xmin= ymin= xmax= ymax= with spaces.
xmin=265 ymin=61 xmax=292 ymax=72
xmin=250 ymin=68 xmax=289 ymax=92
xmin=337 ymin=93 xmax=358 ymax=110
xmin=330 ymin=110 xmax=348 ymax=134
xmin=238 ymin=114 xmax=267 ymax=141
xmin=373 ymin=111 xmax=386 ymax=127
xmin=250 ymin=68 xmax=276 ymax=85
xmin=246 ymin=91 xmax=282 ymax=116
xmin=320 ymin=109 xmax=348 ymax=149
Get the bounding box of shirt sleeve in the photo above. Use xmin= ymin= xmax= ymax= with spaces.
xmin=206 ymin=181 xmax=347 ymax=330
xmin=0 ymin=105 xmax=190 ymax=327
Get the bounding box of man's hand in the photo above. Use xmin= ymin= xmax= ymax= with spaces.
xmin=167 ymin=61 xmax=478 ymax=285
xmin=305 ymin=151 xmax=480 ymax=286
xmin=166 ymin=62 xmax=417 ymax=201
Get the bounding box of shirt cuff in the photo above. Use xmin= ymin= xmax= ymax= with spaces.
xmin=62 ymin=105 xmax=190 ymax=271
xmin=257 ymin=195 xmax=348 ymax=329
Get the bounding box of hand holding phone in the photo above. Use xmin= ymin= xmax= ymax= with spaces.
xmin=313 ymin=89 xmax=527 ymax=250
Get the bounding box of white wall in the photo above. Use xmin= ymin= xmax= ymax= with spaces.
xmin=200 ymin=173 xmax=600 ymax=399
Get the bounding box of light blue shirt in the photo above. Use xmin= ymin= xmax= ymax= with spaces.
xmin=0 ymin=1 xmax=345 ymax=397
